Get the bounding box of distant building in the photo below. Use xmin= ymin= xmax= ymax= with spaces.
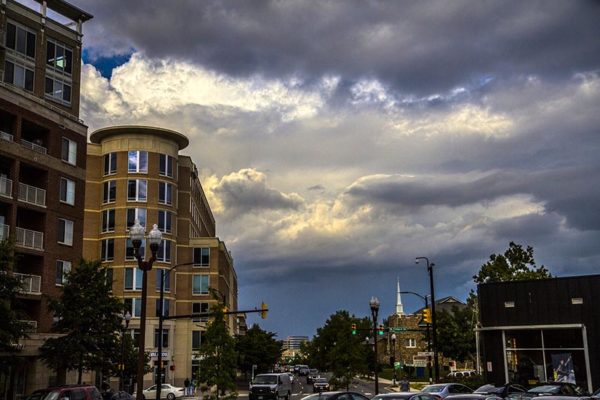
xmin=0 ymin=0 xmax=92 ymax=395
xmin=283 ymin=336 xmax=309 ymax=351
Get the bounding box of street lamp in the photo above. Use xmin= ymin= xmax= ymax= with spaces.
xmin=120 ymin=311 xmax=132 ymax=391
xmin=131 ymin=220 xmax=162 ymax=400
xmin=401 ymin=291 xmax=433 ymax=383
xmin=369 ymin=296 xmax=380 ymax=395
xmin=415 ymin=257 xmax=439 ymax=383
xmin=391 ymin=333 xmax=397 ymax=385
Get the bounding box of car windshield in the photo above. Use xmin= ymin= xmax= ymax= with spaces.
xmin=528 ymin=386 xmax=560 ymax=394
xmin=423 ymin=385 xmax=446 ymax=393
xmin=373 ymin=395 xmax=413 ymax=400
xmin=302 ymin=395 xmax=332 ymax=400
xmin=26 ymin=391 xmax=59 ymax=400
xmin=254 ymin=376 xmax=278 ymax=384
xmin=315 ymin=378 xmax=328 ymax=383
xmin=476 ymin=386 xmax=501 ymax=394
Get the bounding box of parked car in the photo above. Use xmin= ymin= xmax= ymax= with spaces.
xmin=313 ymin=378 xmax=330 ymax=393
xmin=446 ymin=394 xmax=503 ymax=400
xmin=307 ymin=369 xmax=320 ymax=384
xmin=475 ymin=384 xmax=528 ymax=398
xmin=26 ymin=386 xmax=103 ymax=400
xmin=507 ymin=383 xmax=588 ymax=400
xmin=287 ymin=372 xmax=295 ymax=384
xmin=422 ymin=384 xmax=474 ymax=398
xmin=250 ymin=373 xmax=293 ymax=400
xmin=301 ymin=391 xmax=370 ymax=400
xmin=448 ymin=371 xmax=478 ymax=379
xmin=299 ymin=366 xmax=310 ymax=376
xmin=110 ymin=392 xmax=133 ymax=400
xmin=133 ymin=384 xmax=185 ymax=400
xmin=373 ymin=392 xmax=440 ymax=400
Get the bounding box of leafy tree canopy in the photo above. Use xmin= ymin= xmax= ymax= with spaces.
xmin=236 ymin=324 xmax=282 ymax=375
xmin=435 ymin=306 xmax=476 ymax=362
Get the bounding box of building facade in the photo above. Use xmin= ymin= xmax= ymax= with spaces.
xmin=0 ymin=0 xmax=92 ymax=396
xmin=83 ymin=126 xmax=238 ymax=389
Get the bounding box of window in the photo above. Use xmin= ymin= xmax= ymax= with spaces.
xmin=124 ymin=298 xmax=142 ymax=318
xmin=5 ymin=22 xmax=36 ymax=58
xmin=45 ymin=77 xmax=71 ymax=104
xmin=103 ymin=181 xmax=116 ymax=203
xmin=157 ymin=210 xmax=172 ymax=233
xmin=156 ymin=269 xmax=170 ymax=292
xmin=101 ymin=209 xmax=115 ymax=233
xmin=59 ymin=177 xmax=75 ymax=205
xmin=3 ymin=60 xmax=34 ymax=91
xmin=156 ymin=240 xmax=171 ymax=262
xmin=127 ymin=179 xmax=147 ymax=201
xmin=158 ymin=182 xmax=173 ymax=205
xmin=192 ymin=275 xmax=210 ymax=295
xmin=126 ymin=208 xmax=147 ymax=230
xmin=192 ymin=331 xmax=202 ymax=350
xmin=193 ymin=302 xmax=209 ymax=322
xmin=4 ymin=22 xmax=35 ymax=92
xmin=46 ymin=38 xmax=73 ymax=74
xmin=405 ymin=338 xmax=417 ymax=348
xmin=155 ymin=299 xmax=170 ymax=317
xmin=58 ymin=219 xmax=74 ymax=245
xmin=193 ymin=248 xmax=210 ymax=267
xmin=61 ymin=137 xmax=77 ymax=165
xmin=104 ymin=153 xmax=117 ymax=175
xmin=124 ymin=267 xmax=143 ymax=290
xmin=159 ymin=154 xmax=174 ymax=177
xmin=126 ymin=238 xmax=145 ymax=260
xmin=106 ymin=268 xmax=114 ymax=289
xmin=154 ymin=328 xmax=169 ymax=348
xmin=128 ymin=151 xmax=148 ymax=173
xmin=101 ymin=238 xmax=114 ymax=261
xmin=55 ymin=260 xmax=71 ymax=285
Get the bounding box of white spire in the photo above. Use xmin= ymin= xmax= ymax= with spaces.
xmin=396 ymin=277 xmax=404 ymax=315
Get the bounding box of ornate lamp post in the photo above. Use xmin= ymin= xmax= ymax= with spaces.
xmin=120 ymin=311 xmax=132 ymax=391
xmin=369 ymin=296 xmax=380 ymax=395
xmin=131 ymin=220 xmax=162 ymax=400
xmin=416 ymin=257 xmax=439 ymax=383
xmin=391 ymin=333 xmax=397 ymax=385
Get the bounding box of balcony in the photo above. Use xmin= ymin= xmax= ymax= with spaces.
xmin=17 ymin=320 xmax=38 ymax=333
xmin=0 ymin=176 xmax=12 ymax=198
xmin=0 ymin=130 xmax=13 ymax=142
xmin=0 ymin=224 xmax=9 ymax=241
xmin=15 ymin=227 xmax=44 ymax=250
xmin=14 ymin=272 xmax=41 ymax=295
xmin=20 ymin=138 xmax=47 ymax=155
xmin=18 ymin=182 xmax=46 ymax=207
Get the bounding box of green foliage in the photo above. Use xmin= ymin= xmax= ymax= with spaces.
xmin=0 ymin=239 xmax=28 ymax=352
xmin=435 ymin=306 xmax=476 ymax=362
xmin=39 ymin=259 xmax=124 ymax=382
xmin=197 ymin=302 xmax=237 ymax=399
xmin=236 ymin=324 xmax=282 ymax=374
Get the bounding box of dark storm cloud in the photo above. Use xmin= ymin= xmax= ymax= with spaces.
xmin=79 ymin=0 xmax=600 ymax=96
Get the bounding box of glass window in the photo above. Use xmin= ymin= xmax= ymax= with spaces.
xmin=124 ymin=298 xmax=142 ymax=317
xmin=126 ymin=238 xmax=145 ymax=260
xmin=192 ymin=275 xmax=209 ymax=295
xmin=3 ymin=61 xmax=34 ymax=91
xmin=155 ymin=299 xmax=170 ymax=317
xmin=103 ymin=181 xmax=116 ymax=203
xmin=101 ymin=209 xmax=115 ymax=233
xmin=124 ymin=267 xmax=143 ymax=290
xmin=159 ymin=154 xmax=174 ymax=177
xmin=192 ymin=331 xmax=201 ymax=350
xmin=5 ymin=22 xmax=36 ymax=58
xmin=46 ymin=38 xmax=73 ymax=74
xmin=506 ymin=330 xmax=542 ymax=349
xmin=101 ymin=239 xmax=114 ymax=261
xmin=128 ymin=151 xmax=148 ymax=173
xmin=61 ymin=137 xmax=77 ymax=165
xmin=59 ymin=177 xmax=75 ymax=205
xmin=156 ymin=269 xmax=170 ymax=292
xmin=55 ymin=260 xmax=71 ymax=285
xmin=157 ymin=240 xmax=171 ymax=262
xmin=58 ymin=218 xmax=74 ymax=245
xmin=158 ymin=182 xmax=173 ymax=205
xmin=158 ymin=210 xmax=172 ymax=233
xmin=154 ymin=328 xmax=169 ymax=348
xmin=45 ymin=77 xmax=72 ymax=104
xmin=128 ymin=179 xmax=147 ymax=201
xmin=104 ymin=153 xmax=117 ymax=175
xmin=193 ymin=248 xmax=210 ymax=267
xmin=127 ymin=208 xmax=147 ymax=230
xmin=193 ymin=302 xmax=209 ymax=322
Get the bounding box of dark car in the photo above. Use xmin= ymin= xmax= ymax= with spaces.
xmin=475 ymin=384 xmax=528 ymax=398
xmin=507 ymin=383 xmax=588 ymax=400
xmin=422 ymin=384 xmax=474 ymax=399
xmin=307 ymin=369 xmax=320 ymax=384
xmin=313 ymin=378 xmax=330 ymax=393
xmin=111 ymin=392 xmax=133 ymax=400
xmin=373 ymin=392 xmax=441 ymax=400
xmin=301 ymin=391 xmax=369 ymax=400
xmin=26 ymin=386 xmax=103 ymax=400
xmin=446 ymin=394 xmax=502 ymax=400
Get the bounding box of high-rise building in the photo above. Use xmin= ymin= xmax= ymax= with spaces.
xmin=84 ymin=125 xmax=238 ymax=388
xmin=0 ymin=0 xmax=92 ymax=394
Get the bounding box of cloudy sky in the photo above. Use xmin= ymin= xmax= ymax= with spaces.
xmin=66 ymin=0 xmax=600 ymax=337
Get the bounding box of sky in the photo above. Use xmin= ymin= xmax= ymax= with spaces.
xmin=61 ymin=0 xmax=600 ymax=338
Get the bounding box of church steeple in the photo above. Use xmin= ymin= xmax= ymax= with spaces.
xmin=396 ymin=278 xmax=404 ymax=316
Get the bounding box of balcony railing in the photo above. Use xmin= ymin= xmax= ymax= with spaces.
xmin=20 ymin=138 xmax=47 ymax=154
xmin=0 ymin=224 xmax=9 ymax=241
xmin=18 ymin=182 xmax=46 ymax=207
xmin=0 ymin=176 xmax=12 ymax=198
xmin=14 ymin=272 xmax=41 ymax=295
xmin=15 ymin=227 xmax=44 ymax=250
xmin=17 ymin=320 xmax=38 ymax=333
xmin=0 ymin=130 xmax=14 ymax=142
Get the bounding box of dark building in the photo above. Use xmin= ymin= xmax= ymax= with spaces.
xmin=478 ymin=275 xmax=599 ymax=393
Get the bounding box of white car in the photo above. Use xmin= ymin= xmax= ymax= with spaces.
xmin=134 ymin=384 xmax=185 ymax=400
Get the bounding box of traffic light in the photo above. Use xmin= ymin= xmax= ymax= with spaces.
xmin=378 ymin=324 xmax=385 ymax=335
xmin=260 ymin=302 xmax=268 ymax=319
xmin=351 ymin=323 xmax=357 ymax=335
xmin=422 ymin=307 xmax=432 ymax=324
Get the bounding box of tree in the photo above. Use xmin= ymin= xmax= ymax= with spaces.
xmin=0 ymin=239 xmax=28 ymax=353
xmin=435 ymin=306 xmax=476 ymax=362
xmin=197 ymin=302 xmax=237 ymax=400
xmin=236 ymin=324 xmax=282 ymax=376
xmin=39 ymin=259 xmax=124 ymax=384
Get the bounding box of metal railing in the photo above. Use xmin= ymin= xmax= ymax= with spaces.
xmin=17 ymin=320 xmax=38 ymax=333
xmin=0 ymin=176 xmax=12 ymax=197
xmin=18 ymin=182 xmax=46 ymax=207
xmin=0 ymin=224 xmax=9 ymax=241
xmin=20 ymin=138 xmax=47 ymax=154
xmin=14 ymin=272 xmax=41 ymax=294
xmin=15 ymin=227 xmax=44 ymax=250
xmin=0 ymin=130 xmax=14 ymax=142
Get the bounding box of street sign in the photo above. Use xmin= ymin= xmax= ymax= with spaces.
xmin=418 ymin=351 xmax=434 ymax=357
xmin=391 ymin=327 xmax=406 ymax=332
